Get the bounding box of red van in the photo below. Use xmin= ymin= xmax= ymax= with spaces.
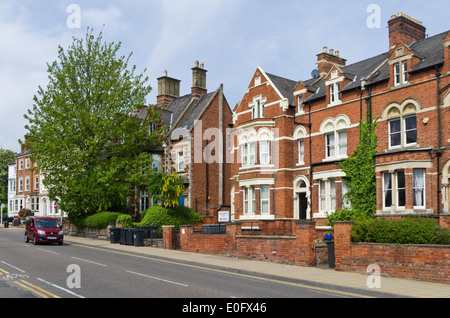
xmin=25 ymin=217 xmax=64 ymax=245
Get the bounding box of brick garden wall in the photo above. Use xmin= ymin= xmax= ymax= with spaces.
xmin=334 ymin=221 xmax=450 ymax=284
xmin=164 ymin=218 xmax=450 ymax=283
xmin=178 ymin=220 xmax=318 ymax=267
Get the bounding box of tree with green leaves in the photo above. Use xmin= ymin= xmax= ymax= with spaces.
xmin=0 ymin=149 xmax=16 ymax=204
xmin=23 ymin=29 xmax=160 ymax=219
xmin=147 ymin=172 xmax=185 ymax=208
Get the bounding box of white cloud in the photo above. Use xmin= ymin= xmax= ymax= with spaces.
xmin=82 ymin=6 xmax=126 ymax=34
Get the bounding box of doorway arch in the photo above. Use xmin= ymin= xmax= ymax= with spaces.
xmin=293 ymin=175 xmax=310 ymax=220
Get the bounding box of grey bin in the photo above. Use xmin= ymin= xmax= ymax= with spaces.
xmin=110 ymin=228 xmax=120 ymax=243
xmin=137 ymin=226 xmax=158 ymax=239
xmin=120 ymin=228 xmax=126 ymax=245
xmin=125 ymin=228 xmax=134 ymax=245
xmin=325 ymin=240 xmax=335 ymax=269
xmin=133 ymin=229 xmax=144 ymax=247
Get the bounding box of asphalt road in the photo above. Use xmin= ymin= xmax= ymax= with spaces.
xmin=0 ymin=228 xmax=356 ymax=301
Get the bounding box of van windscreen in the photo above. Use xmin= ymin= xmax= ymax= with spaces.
xmin=35 ymin=219 xmax=60 ymax=228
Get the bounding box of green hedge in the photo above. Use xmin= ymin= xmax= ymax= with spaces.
xmin=70 ymin=212 xmax=122 ymax=229
xmin=351 ymin=217 xmax=450 ymax=245
xmin=139 ymin=205 xmax=203 ymax=236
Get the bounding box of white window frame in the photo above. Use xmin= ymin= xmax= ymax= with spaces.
xmin=248 ymin=142 xmax=256 ymax=166
xmin=259 ymin=140 xmax=270 ymax=165
xmin=25 ymin=177 xmax=30 ymax=192
xmin=25 ymin=158 xmax=30 ymax=169
xmin=298 ymin=139 xmax=304 ymax=164
xmin=260 ymin=185 xmax=270 ymax=215
xmin=389 ymin=115 xmax=417 ymax=149
xmin=319 ymin=179 xmax=336 ymax=213
xmin=19 ymin=160 xmax=23 ymax=170
xmin=325 ymin=130 xmax=347 ymax=159
xmin=243 ymin=186 xmax=256 ymax=214
xmin=35 ymin=177 xmax=39 ymax=191
xmin=413 ymin=169 xmax=426 ymax=209
xmin=177 ymin=151 xmax=184 ymax=171
xmin=404 ymin=115 xmax=417 ymax=147
xmin=383 ymin=172 xmax=392 ymax=210
xmin=394 ymin=61 xmax=408 ymax=86
xmin=329 ymin=82 xmax=341 ymax=104
xmin=140 ymin=190 xmax=149 ymax=213
xmin=297 ymin=94 xmax=304 ymax=113
xmin=241 ymin=143 xmax=248 ymax=167
xmin=250 ymin=95 xmax=267 ymax=120
xmin=396 ymin=170 xmax=406 ymax=209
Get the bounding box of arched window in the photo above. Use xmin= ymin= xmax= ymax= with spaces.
xmin=382 ymin=99 xmax=421 ymax=149
xmin=294 ymin=126 xmax=307 ymax=165
xmin=319 ymin=115 xmax=350 ymax=160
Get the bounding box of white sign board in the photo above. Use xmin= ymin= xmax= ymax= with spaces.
xmin=218 ymin=211 xmax=230 ymax=223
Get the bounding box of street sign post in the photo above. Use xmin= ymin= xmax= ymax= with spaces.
xmin=1 ymin=204 xmax=5 ymax=228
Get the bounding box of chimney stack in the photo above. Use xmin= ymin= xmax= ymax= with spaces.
xmin=157 ymin=70 xmax=181 ymax=108
xmin=317 ymin=48 xmax=346 ymax=77
xmin=388 ymin=13 xmax=426 ymax=50
xmin=191 ymin=60 xmax=207 ymax=98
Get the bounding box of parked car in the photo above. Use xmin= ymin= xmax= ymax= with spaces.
xmin=24 ymin=217 xmax=64 ymax=245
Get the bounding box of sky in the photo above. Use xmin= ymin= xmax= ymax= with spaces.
xmin=0 ymin=0 xmax=449 ymax=153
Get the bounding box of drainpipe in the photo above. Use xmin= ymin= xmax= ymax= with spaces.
xmin=205 ymin=139 xmax=209 ymax=215
xmin=293 ymin=101 xmax=312 ymax=219
xmin=435 ymin=67 xmax=442 ymax=216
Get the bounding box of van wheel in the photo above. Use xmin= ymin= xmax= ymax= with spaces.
xmin=24 ymin=233 xmax=29 ymax=243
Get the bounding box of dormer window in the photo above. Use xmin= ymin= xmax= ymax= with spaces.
xmin=330 ymin=83 xmax=341 ymax=104
xmin=297 ymin=94 xmax=304 ymax=113
xmin=326 ymin=71 xmax=343 ymax=106
xmin=394 ymin=61 xmax=408 ymax=86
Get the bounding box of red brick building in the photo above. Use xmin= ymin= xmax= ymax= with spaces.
xmin=135 ymin=61 xmax=233 ymax=218
xmin=15 ymin=146 xmax=40 ymax=215
xmin=230 ymin=13 xmax=450 ymax=228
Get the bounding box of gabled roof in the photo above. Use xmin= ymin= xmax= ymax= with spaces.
xmin=172 ymin=91 xmax=216 ymax=133
xmin=409 ymin=31 xmax=447 ymax=73
xmin=265 ymin=72 xmax=297 ymax=106
xmin=301 ymin=29 xmax=448 ymax=102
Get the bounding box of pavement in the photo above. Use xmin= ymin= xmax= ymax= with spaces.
xmin=2 ymin=226 xmax=449 ymax=298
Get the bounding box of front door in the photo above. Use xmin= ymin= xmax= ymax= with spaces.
xmin=298 ymin=193 xmax=307 ymax=220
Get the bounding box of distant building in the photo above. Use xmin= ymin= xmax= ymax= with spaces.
xmin=14 ymin=143 xmax=64 ymax=218
xmin=133 ymin=61 xmax=233 ymax=219
xmin=7 ymin=160 xmax=17 ymax=217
